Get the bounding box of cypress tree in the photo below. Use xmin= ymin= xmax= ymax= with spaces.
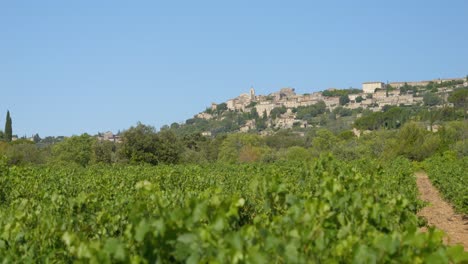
xmin=5 ymin=110 xmax=12 ymax=142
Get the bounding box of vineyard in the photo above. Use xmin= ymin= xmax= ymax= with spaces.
xmin=0 ymin=156 xmax=467 ymax=263
xmin=424 ymin=152 xmax=468 ymax=214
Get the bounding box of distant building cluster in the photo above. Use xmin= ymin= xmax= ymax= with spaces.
xmin=195 ymin=77 xmax=466 ymax=133
xmin=227 ymin=87 xmax=332 ymax=117
xmin=97 ymin=131 xmax=122 ymax=143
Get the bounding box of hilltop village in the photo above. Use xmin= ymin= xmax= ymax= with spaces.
xmin=195 ymin=77 xmax=467 ymax=133
xmin=12 ymin=77 xmax=466 ymax=143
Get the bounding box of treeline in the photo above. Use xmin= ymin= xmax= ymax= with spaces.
xmin=321 ymin=88 xmax=362 ymax=97
xmin=1 ymin=119 xmax=466 ymax=167
xmin=400 ymin=78 xmax=466 ymax=93
xmin=1 ymin=87 xmax=466 ymax=166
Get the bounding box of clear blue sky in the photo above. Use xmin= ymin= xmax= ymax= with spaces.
xmin=1 ymin=0 xmax=467 ymax=137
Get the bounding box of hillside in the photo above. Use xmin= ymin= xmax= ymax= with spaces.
xmin=169 ymin=77 xmax=467 ymax=136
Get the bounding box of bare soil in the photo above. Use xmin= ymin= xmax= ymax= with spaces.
xmin=416 ymin=171 xmax=468 ymax=250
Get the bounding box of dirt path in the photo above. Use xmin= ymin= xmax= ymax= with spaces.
xmin=416 ymin=171 xmax=468 ymax=249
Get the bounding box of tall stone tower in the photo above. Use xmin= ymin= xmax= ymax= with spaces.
xmin=250 ymin=87 xmax=256 ymax=101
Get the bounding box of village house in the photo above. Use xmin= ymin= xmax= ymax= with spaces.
xmin=196 ymin=112 xmax=213 ymax=120
xmin=255 ymin=101 xmax=277 ymax=117
xmin=97 ymin=131 xmax=122 ymax=143
xmin=323 ymin=97 xmax=340 ymax=111
xmin=240 ymin=119 xmax=256 ymax=132
xmin=362 ymin=82 xmax=384 ymax=93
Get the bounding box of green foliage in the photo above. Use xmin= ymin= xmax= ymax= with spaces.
xmin=51 ymin=134 xmax=95 ymax=166
xmin=283 ymin=146 xmax=311 ymax=162
xmin=339 ymin=95 xmax=350 ymax=106
xmin=269 ymin=106 xmax=287 ymax=120
xmin=400 ymin=83 xmax=417 ymax=94
xmin=92 ymin=140 xmax=116 ymax=164
xmin=4 ymin=143 xmax=49 ymax=165
xmin=437 ymin=121 xmax=467 ymax=152
xmin=265 ymin=130 xmax=305 ymax=149
xmin=426 ymin=80 xmax=464 ymax=91
xmin=179 ymin=148 xmax=208 ymax=164
xmin=391 ymin=122 xmax=441 ymax=161
xmin=322 ymin=88 xmax=362 ymax=97
xmin=424 ymin=153 xmax=468 ymax=214
xmin=249 ymin=107 xmax=259 ymax=119
xmin=218 ymin=133 xmax=267 ymax=163
xmin=294 ymin=101 xmax=327 ymax=121
xmin=10 ymin=138 xmax=35 ymax=145
xmin=119 ymin=123 xmax=183 ymax=165
xmin=32 ymin=133 xmax=41 ymax=143
xmin=333 ymin=106 xmax=352 ymax=117
xmin=4 ymin=111 xmax=12 ymax=142
xmin=423 ymin=93 xmax=442 ymax=106
xmin=448 ymin=88 xmax=468 ymax=116
xmin=338 ymin=130 xmax=355 ymax=140
xmin=216 ymin=103 xmax=228 ymax=112
xmin=0 ymin=157 xmax=465 ymax=262
xmin=355 ymin=130 xmax=394 ymax=158
xmin=311 ymin=129 xmax=338 ymax=154
xmin=157 ymin=130 xmax=184 ymax=164
xmin=354 ymin=107 xmax=413 ymax=130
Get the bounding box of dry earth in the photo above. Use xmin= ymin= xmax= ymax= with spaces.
xmin=416 ymin=171 xmax=468 ymax=250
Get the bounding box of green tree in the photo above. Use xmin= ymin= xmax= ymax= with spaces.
xmin=339 ymin=95 xmax=350 ymax=106
xmin=156 ymin=130 xmax=183 ymax=164
xmin=333 ymin=106 xmax=352 ymax=117
xmin=33 ymin=134 xmax=41 ymax=143
xmin=92 ymin=140 xmax=115 ymax=164
xmin=448 ymin=88 xmax=468 ymax=120
xmin=423 ymin=93 xmax=441 ymax=106
xmin=4 ymin=111 xmax=12 ymax=142
xmin=284 ymin=146 xmax=311 ymax=162
xmin=5 ymin=142 xmax=48 ymax=165
xmin=338 ymin=130 xmax=355 ymax=141
xmin=119 ymin=123 xmax=160 ymax=164
xmin=311 ymin=129 xmax=338 ymax=154
xmin=218 ymin=133 xmax=266 ymax=163
xmin=249 ymin=107 xmax=259 ymax=119
xmin=170 ymin=122 xmax=180 ymax=130
xmin=392 ymin=122 xmax=440 ymax=161
xmin=265 ymin=130 xmax=305 ymax=149
xmin=295 ymin=101 xmax=327 ymax=121
xmin=322 ymin=88 xmax=361 ymax=97
xmin=119 ymin=123 xmax=183 ymax=165
xmin=270 ymin=106 xmax=287 ymax=120
xmin=216 ymin=103 xmax=228 ymax=112
xmin=51 ymin=134 xmax=95 ymax=166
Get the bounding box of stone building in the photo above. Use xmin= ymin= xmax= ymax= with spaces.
xmin=97 ymin=131 xmax=122 ymax=143
xmin=255 ymin=102 xmax=277 ymax=117
xmin=362 ymin=82 xmax=384 ymax=93
xmin=211 ymin=103 xmax=217 ymax=111
xmin=240 ymin=119 xmax=256 ymax=132
xmin=250 ymin=87 xmax=256 ymax=101
xmin=196 ymin=112 xmax=213 ymax=120
xmin=373 ymin=90 xmax=388 ymax=99
xmin=323 ymin=97 xmax=340 ymax=110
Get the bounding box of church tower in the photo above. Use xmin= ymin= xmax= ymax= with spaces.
xmin=250 ymin=87 xmax=256 ymax=101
